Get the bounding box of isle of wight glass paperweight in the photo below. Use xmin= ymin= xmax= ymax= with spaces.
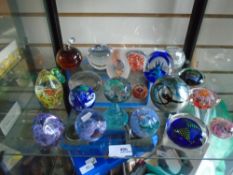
xmin=32 ymin=113 xmax=65 ymax=148
xmin=210 ymin=118 xmax=233 ymax=139
xmin=35 ymin=69 xmax=63 ymax=109
xmin=132 ymin=83 xmax=148 ymax=100
xmin=179 ymin=68 xmax=205 ymax=87
xmin=56 ymin=37 xmax=82 ymax=70
xmin=87 ymin=44 xmax=112 ymax=70
xmin=103 ymin=77 xmax=131 ymax=129
xmin=150 ymin=76 xmax=190 ymax=113
xmin=50 ymin=67 xmax=66 ymax=84
xmin=130 ymin=107 xmax=160 ymax=138
xmin=68 ymin=71 xmax=102 ymax=91
xmin=126 ymin=50 xmax=146 ymax=72
xmin=166 ymin=47 xmax=186 ymax=71
xmin=75 ymin=109 xmax=107 ymax=142
xmin=144 ymin=50 xmax=173 ymax=83
xmin=166 ymin=113 xmax=209 ymax=149
xmin=69 ymin=85 xmax=96 ymax=111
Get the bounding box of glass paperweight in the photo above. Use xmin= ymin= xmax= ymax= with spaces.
xmin=132 ymin=83 xmax=148 ymax=99
xmin=103 ymin=77 xmax=131 ymax=129
xmin=35 ymin=69 xmax=63 ymax=109
xmin=210 ymin=118 xmax=233 ymax=139
xmin=68 ymin=71 xmax=102 ymax=91
xmin=150 ymin=76 xmax=190 ymax=112
xmin=130 ymin=107 xmax=160 ymax=138
xmin=126 ymin=50 xmax=146 ymax=72
xmin=179 ymin=68 xmax=205 ymax=87
xmin=166 ymin=47 xmax=186 ymax=71
xmin=166 ymin=113 xmax=209 ymax=149
xmin=56 ymin=37 xmax=82 ymax=70
xmin=69 ymin=85 xmax=96 ymax=111
xmin=32 ymin=113 xmax=65 ymax=148
xmin=50 ymin=67 xmax=66 ymax=84
xmin=87 ymin=44 xmax=112 ymax=70
xmin=144 ymin=50 xmax=173 ymax=83
xmin=75 ymin=109 xmax=107 ymax=142
xmin=106 ymin=49 xmax=130 ymax=78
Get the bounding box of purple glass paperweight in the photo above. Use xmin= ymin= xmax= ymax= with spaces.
xmin=210 ymin=118 xmax=233 ymax=139
xmin=32 ymin=113 xmax=65 ymax=148
xmin=75 ymin=109 xmax=107 ymax=142
xmin=69 ymin=85 xmax=96 ymax=111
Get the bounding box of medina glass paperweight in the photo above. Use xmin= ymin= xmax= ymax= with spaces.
xmin=179 ymin=68 xmax=205 ymax=87
xmin=103 ymin=77 xmax=131 ymax=129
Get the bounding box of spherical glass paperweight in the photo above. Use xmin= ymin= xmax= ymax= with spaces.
xmin=103 ymin=77 xmax=131 ymax=129
xmin=150 ymin=76 xmax=190 ymax=112
xmin=130 ymin=107 xmax=160 ymax=138
xmin=210 ymin=118 xmax=233 ymax=139
xmin=166 ymin=47 xmax=186 ymax=71
xmin=32 ymin=113 xmax=64 ymax=148
xmin=75 ymin=109 xmax=107 ymax=142
xmin=87 ymin=44 xmax=112 ymax=70
xmin=68 ymin=71 xmax=102 ymax=91
xmin=69 ymin=85 xmax=96 ymax=111
xmin=132 ymin=84 xmax=148 ymax=99
xmin=144 ymin=50 xmax=173 ymax=83
xmin=179 ymin=68 xmax=205 ymax=87
xmin=126 ymin=50 xmax=146 ymax=72
xmin=35 ymin=69 xmax=63 ymax=109
xmin=166 ymin=113 xmax=209 ymax=149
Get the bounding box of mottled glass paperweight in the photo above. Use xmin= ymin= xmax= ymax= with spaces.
xmin=166 ymin=47 xmax=186 ymax=71
xmin=69 ymin=85 xmax=96 ymax=111
xmin=150 ymin=76 xmax=190 ymax=112
xmin=210 ymin=118 xmax=233 ymax=139
xmin=130 ymin=107 xmax=160 ymax=138
xmin=166 ymin=113 xmax=209 ymax=149
xmin=126 ymin=50 xmax=146 ymax=72
xmin=144 ymin=50 xmax=173 ymax=83
xmin=103 ymin=77 xmax=131 ymax=129
xmin=68 ymin=71 xmax=102 ymax=91
xmin=32 ymin=113 xmax=65 ymax=148
xmin=50 ymin=67 xmax=66 ymax=83
xmin=132 ymin=83 xmax=148 ymax=99
xmin=75 ymin=109 xmax=107 ymax=142
xmin=87 ymin=44 xmax=112 ymax=70
xmin=35 ymin=69 xmax=63 ymax=109
xmin=56 ymin=37 xmax=82 ymax=70
xmin=179 ymin=68 xmax=205 ymax=87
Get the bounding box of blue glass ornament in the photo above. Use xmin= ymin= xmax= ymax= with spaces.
xmin=150 ymin=76 xmax=189 ymax=112
xmin=69 ymin=85 xmax=96 ymax=111
xmin=166 ymin=113 xmax=209 ymax=149
xmin=144 ymin=50 xmax=173 ymax=83
xmin=179 ymin=68 xmax=205 ymax=87
xmin=75 ymin=109 xmax=107 ymax=142
xmin=130 ymin=107 xmax=160 ymax=138
xmin=32 ymin=113 xmax=64 ymax=148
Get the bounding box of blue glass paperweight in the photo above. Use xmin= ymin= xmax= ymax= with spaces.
xmin=103 ymin=77 xmax=131 ymax=129
xmin=144 ymin=50 xmax=173 ymax=83
xmin=179 ymin=68 xmax=205 ymax=87
xmin=150 ymin=76 xmax=189 ymax=112
xmin=166 ymin=113 xmax=209 ymax=149
xmin=69 ymin=85 xmax=96 ymax=111
xmin=75 ymin=109 xmax=107 ymax=142
xmin=130 ymin=107 xmax=160 ymax=138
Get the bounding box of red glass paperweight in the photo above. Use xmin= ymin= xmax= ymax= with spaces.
xmin=132 ymin=84 xmax=148 ymax=99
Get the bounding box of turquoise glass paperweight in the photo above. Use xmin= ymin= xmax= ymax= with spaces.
xmin=103 ymin=77 xmax=131 ymax=129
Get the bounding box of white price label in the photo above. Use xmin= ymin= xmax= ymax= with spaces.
xmin=109 ymin=144 xmax=133 ymax=157
xmin=81 ymin=112 xmax=92 ymax=122
xmin=79 ymin=163 xmax=94 ymax=174
xmin=85 ymin=157 xmax=97 ymax=165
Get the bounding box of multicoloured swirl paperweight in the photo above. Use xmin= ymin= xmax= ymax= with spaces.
xmin=32 ymin=113 xmax=65 ymax=148
xmin=126 ymin=50 xmax=146 ymax=72
xmin=144 ymin=50 xmax=173 ymax=83
xmin=179 ymin=68 xmax=205 ymax=87
xmin=75 ymin=109 xmax=107 ymax=142
xmin=166 ymin=113 xmax=209 ymax=149
xmin=69 ymin=85 xmax=96 ymax=111
xmin=210 ymin=118 xmax=233 ymax=139
xmin=130 ymin=107 xmax=160 ymax=138
xmin=150 ymin=76 xmax=190 ymax=112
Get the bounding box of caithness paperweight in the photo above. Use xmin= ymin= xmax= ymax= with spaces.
xmin=35 ymin=69 xmax=63 ymax=109
xmin=179 ymin=68 xmax=205 ymax=87
xmin=150 ymin=76 xmax=190 ymax=112
xmin=69 ymin=85 xmax=96 ymax=111
xmin=166 ymin=113 xmax=209 ymax=149
xmin=56 ymin=37 xmax=82 ymax=70
xmin=210 ymin=118 xmax=233 ymax=139
xmin=32 ymin=113 xmax=64 ymax=148
xmin=103 ymin=77 xmax=131 ymax=129
xmin=144 ymin=50 xmax=173 ymax=83
xmin=126 ymin=50 xmax=146 ymax=72
xmin=130 ymin=107 xmax=160 ymax=138
xmin=75 ymin=109 xmax=107 ymax=142
xmin=166 ymin=47 xmax=186 ymax=71
xmin=87 ymin=44 xmax=112 ymax=70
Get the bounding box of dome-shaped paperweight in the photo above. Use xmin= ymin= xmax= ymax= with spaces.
xmin=210 ymin=118 xmax=233 ymax=139
xmin=126 ymin=50 xmax=146 ymax=72
xmin=166 ymin=47 xmax=186 ymax=71
xmin=75 ymin=109 xmax=107 ymax=142
xmin=166 ymin=113 xmax=209 ymax=149
xmin=179 ymin=68 xmax=205 ymax=87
